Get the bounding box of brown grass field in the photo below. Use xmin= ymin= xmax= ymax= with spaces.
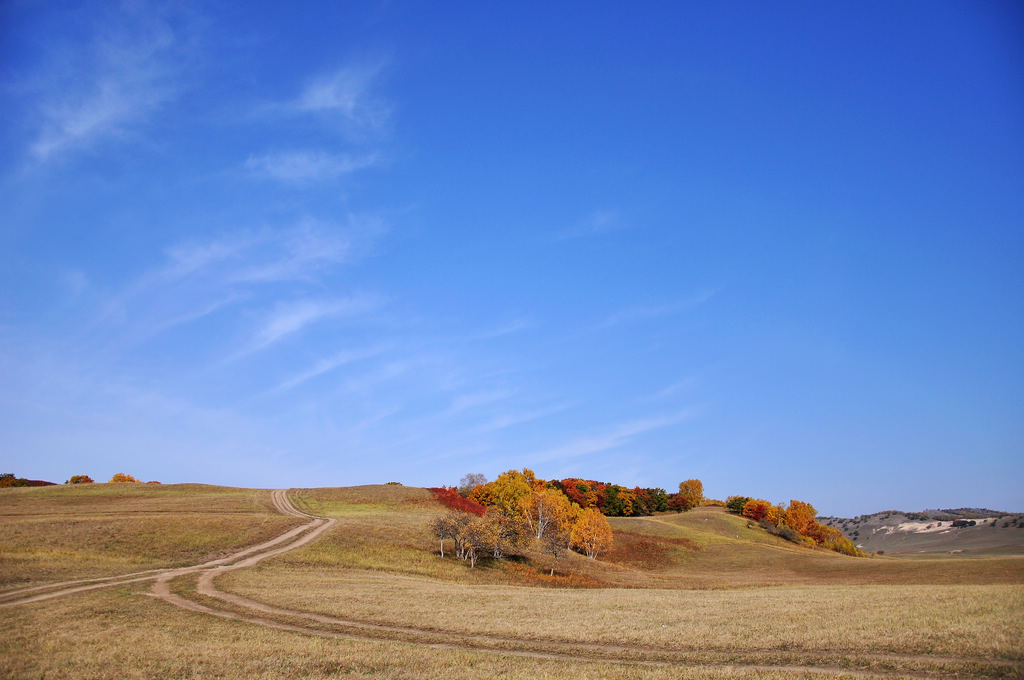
xmin=1 ymin=482 xmax=1022 ymax=679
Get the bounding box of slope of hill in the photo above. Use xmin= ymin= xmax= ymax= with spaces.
xmin=821 ymin=509 xmax=1024 ymax=555
xmin=0 ymin=482 xmax=304 ymax=588
xmin=2 ymin=483 xmax=1022 ymax=680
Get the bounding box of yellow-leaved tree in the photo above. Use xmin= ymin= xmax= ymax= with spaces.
xmin=571 ymin=507 xmax=614 ymax=559
xmin=470 ymin=468 xmax=538 ymax=515
xmin=109 ymin=472 xmax=139 ymax=483
xmin=518 ymin=487 xmax=573 ymax=539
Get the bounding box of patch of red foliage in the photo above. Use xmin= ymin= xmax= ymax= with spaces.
xmin=146 ymin=480 xmax=162 ymax=484
xmin=428 ymin=486 xmax=486 ymax=516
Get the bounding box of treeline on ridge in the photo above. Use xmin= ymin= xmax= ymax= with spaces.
xmin=464 ymin=470 xmax=705 ymax=518
xmin=726 ymin=495 xmax=864 ymax=556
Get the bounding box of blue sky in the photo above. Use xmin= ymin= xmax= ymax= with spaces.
xmin=1 ymin=1 xmax=1021 ymax=516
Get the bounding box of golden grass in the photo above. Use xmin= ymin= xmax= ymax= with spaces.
xmin=0 ymin=583 xmax=852 ymax=680
xmin=0 ymin=483 xmax=303 ymax=587
xmin=2 ymin=482 xmax=1022 ymax=679
xmin=271 ymin=488 xmax=1024 ymax=590
xmin=223 ymin=567 xmax=1024 ymax=660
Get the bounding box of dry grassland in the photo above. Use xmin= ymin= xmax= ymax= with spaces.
xmin=1 ymin=583 xmax=857 ymax=680
xmin=0 ymin=483 xmax=303 ymax=588
xmin=1 ymin=482 xmax=1022 ymax=679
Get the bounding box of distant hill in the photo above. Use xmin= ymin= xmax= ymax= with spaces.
xmin=820 ymin=509 xmax=1024 ymax=555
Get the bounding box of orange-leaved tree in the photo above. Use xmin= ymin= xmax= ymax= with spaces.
xmin=109 ymin=472 xmax=139 ymax=483
xmin=570 ymin=507 xmax=614 ymax=559
xmin=67 ymin=475 xmax=94 ymax=484
xmin=742 ymin=498 xmax=773 ymax=521
xmin=783 ymin=500 xmax=817 ymax=535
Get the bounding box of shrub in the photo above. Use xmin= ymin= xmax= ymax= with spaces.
xmin=742 ymin=499 xmax=773 ymax=521
xmin=67 ymin=475 xmax=94 ymax=484
xmin=109 ymin=472 xmax=139 ymax=483
xmin=726 ymin=496 xmax=751 ymax=514
xmin=429 ymin=486 xmax=486 ymax=516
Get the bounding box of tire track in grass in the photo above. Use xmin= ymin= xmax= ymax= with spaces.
xmin=158 ymin=493 xmax=1019 ymax=680
xmin=0 ymin=490 xmax=319 ymax=607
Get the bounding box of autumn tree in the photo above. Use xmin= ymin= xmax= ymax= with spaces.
xmin=783 ymin=500 xmax=818 ymax=535
xmin=519 ymin=487 xmax=572 ymax=539
xmin=742 ymin=498 xmax=773 ymax=521
xmin=541 ymin=527 xmax=569 ymax=576
xmin=675 ymin=479 xmax=704 ymax=511
xmin=470 ymin=468 xmax=538 ymax=515
xmin=458 ymin=472 xmax=487 ymax=497
xmin=109 ymin=472 xmax=139 ymax=483
xmin=480 ymin=507 xmax=531 ymax=558
xmin=440 ymin=512 xmax=473 ymax=560
xmin=571 ymin=508 xmax=614 ymax=558
xmin=67 ymin=475 xmax=94 ymax=484
xmin=726 ymin=496 xmax=751 ymax=513
xmin=555 ymin=478 xmax=600 ymax=509
xmin=429 ymin=513 xmax=462 ymax=557
xmin=457 ymin=516 xmax=494 ymax=568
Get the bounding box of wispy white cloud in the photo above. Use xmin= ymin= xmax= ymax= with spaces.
xmin=271 ymin=344 xmax=392 ymax=393
xmin=646 ymin=378 xmax=697 ymax=401
xmin=445 ymin=389 xmax=515 ymax=416
xmin=294 ymin=62 xmax=389 ymax=129
xmin=469 ymin=318 xmax=533 ymax=341
xmin=530 ymin=411 xmax=692 ymax=463
xmin=470 ymin=402 xmax=574 ymax=434
xmin=599 ymin=302 xmax=688 ymax=329
xmin=244 ymin=150 xmax=381 ymax=183
xmin=598 ymin=289 xmax=717 ymax=330
xmin=26 ymin=4 xmax=195 ymax=162
xmin=251 ymin=295 xmax=382 ymax=353
xmin=92 ymin=217 xmax=386 ymax=352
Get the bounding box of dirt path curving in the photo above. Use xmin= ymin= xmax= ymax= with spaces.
xmin=7 ymin=490 xmax=1018 ymax=678
xmin=154 ymin=493 xmax=1020 ymax=680
xmin=0 ymin=490 xmax=322 ymax=607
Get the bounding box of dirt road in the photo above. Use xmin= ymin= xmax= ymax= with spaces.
xmin=6 ymin=490 xmax=1017 ymax=678
xmin=0 ymin=490 xmax=326 ymax=608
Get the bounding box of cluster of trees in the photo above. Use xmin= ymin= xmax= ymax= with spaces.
xmin=552 ymin=478 xmax=704 ymax=516
xmin=2 ymin=472 xmax=162 ymax=487
xmin=464 ymin=471 xmax=704 ymax=518
xmin=726 ymin=496 xmax=863 ymax=556
xmin=108 ymin=473 xmax=160 ymax=484
xmin=0 ymin=473 xmax=55 ymax=488
xmin=431 ymin=469 xmax=615 ymax=574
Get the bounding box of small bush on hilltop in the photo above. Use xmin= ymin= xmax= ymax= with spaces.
xmin=109 ymin=472 xmax=140 ymax=483
xmin=67 ymin=475 xmax=94 ymax=484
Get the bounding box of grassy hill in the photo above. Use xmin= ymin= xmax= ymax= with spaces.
xmin=821 ymin=509 xmax=1024 ymax=555
xmin=2 ymin=482 xmax=1022 ymax=679
xmin=0 ymin=482 xmax=304 ymax=588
